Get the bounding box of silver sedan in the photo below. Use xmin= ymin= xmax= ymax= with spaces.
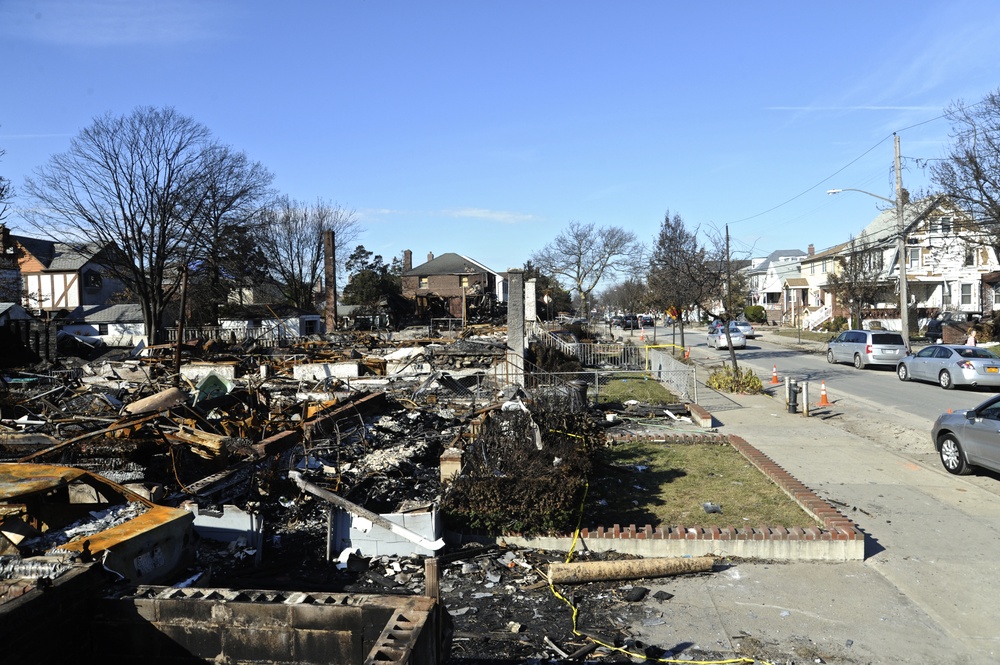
xmin=896 ymin=344 xmax=1000 ymax=389
xmin=932 ymin=394 xmax=1000 ymax=474
xmin=707 ymin=325 xmax=746 ymax=349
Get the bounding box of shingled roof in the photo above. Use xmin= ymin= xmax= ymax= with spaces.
xmin=14 ymin=235 xmax=110 ymax=272
xmin=403 ymin=253 xmax=500 ymax=277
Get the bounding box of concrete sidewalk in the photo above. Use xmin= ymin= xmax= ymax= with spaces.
xmin=628 ymin=342 xmax=1000 ymax=664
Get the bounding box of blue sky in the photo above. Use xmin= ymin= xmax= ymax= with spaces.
xmin=3 ymin=1 xmax=1000 ymax=284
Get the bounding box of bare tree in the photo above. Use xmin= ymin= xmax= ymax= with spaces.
xmin=530 ymin=221 xmax=641 ymax=319
xmin=0 ymin=146 xmax=11 ymax=225
xmin=187 ymin=146 xmax=275 ymax=324
xmin=931 ymin=87 xmax=1000 ymax=257
xmin=601 ymin=279 xmax=648 ymax=317
xmin=257 ymin=197 xmax=360 ymax=310
xmin=826 ymin=235 xmax=886 ymax=329
xmin=21 ymin=107 xmax=258 ymax=344
xmin=0 ymin=147 xmax=18 ymax=301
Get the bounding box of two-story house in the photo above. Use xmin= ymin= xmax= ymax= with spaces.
xmin=401 ymin=250 xmax=506 ymax=321
xmin=799 ymin=196 xmax=1000 ymax=330
xmin=7 ymin=228 xmax=125 ymax=316
xmin=744 ymin=249 xmax=807 ymax=323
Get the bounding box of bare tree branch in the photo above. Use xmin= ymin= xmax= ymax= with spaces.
xmin=257 ymin=197 xmax=360 ymax=310
xmin=530 ymin=221 xmax=641 ymax=317
xmin=21 ymin=106 xmax=242 ymax=344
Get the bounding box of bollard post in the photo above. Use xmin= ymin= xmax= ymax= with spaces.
xmin=787 ymin=379 xmax=798 ymax=414
xmin=802 ymin=382 xmax=810 ymax=418
xmin=784 ymin=376 xmax=790 ymax=407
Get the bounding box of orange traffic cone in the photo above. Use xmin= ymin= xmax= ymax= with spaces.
xmin=770 ymin=364 xmax=780 ymax=385
xmin=684 ymin=347 xmax=691 ymax=360
xmin=817 ymin=380 xmax=831 ymax=407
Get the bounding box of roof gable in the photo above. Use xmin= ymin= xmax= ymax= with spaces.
xmin=14 ymin=235 xmax=111 ymax=272
xmin=404 ymin=252 xmax=500 ymax=277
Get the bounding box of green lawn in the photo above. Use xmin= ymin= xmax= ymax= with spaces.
xmin=586 ymin=438 xmax=819 ymax=529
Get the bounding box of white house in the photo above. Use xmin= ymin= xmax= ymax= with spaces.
xmin=743 ymin=249 xmax=807 ymax=323
xmin=799 ymin=196 xmax=1000 ymax=330
xmin=220 ymin=304 xmax=323 ymax=341
xmin=59 ymin=304 xmax=147 ymax=347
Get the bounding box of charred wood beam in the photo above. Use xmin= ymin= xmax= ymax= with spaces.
xmin=289 ymin=470 xmax=444 ymax=552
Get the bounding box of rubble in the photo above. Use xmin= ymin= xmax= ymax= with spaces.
xmin=0 ymin=328 xmax=737 ymax=663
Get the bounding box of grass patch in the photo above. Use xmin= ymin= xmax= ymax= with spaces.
xmin=770 ymin=328 xmax=833 ymax=343
xmin=585 ymin=439 xmax=819 ymax=529
xmin=598 ymin=373 xmax=680 ymax=406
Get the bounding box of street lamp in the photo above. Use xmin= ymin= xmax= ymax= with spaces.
xmin=826 ymin=134 xmax=909 ymax=346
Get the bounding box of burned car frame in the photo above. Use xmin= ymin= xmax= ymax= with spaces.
xmin=0 ymin=464 xmax=195 ymax=586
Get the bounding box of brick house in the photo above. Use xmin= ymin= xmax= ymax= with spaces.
xmin=401 ymin=251 xmax=506 ymax=321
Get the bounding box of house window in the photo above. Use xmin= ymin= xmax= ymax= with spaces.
xmin=419 ymin=276 xmax=428 ymax=289
xmin=965 ymin=247 xmax=976 ymax=267
xmin=83 ymin=270 xmax=102 ymax=290
xmin=303 ymin=319 xmax=317 ymax=334
xmin=906 ymin=247 xmax=921 ymax=270
xmin=961 ymin=283 xmax=973 ymax=306
xmin=821 ymin=260 xmax=827 ymax=274
xmin=942 ymin=284 xmax=951 ymax=306
xmin=994 ymin=286 xmax=1000 ymax=306
xmin=460 ymin=275 xmax=469 ymax=288
xmin=98 ymin=323 xmax=108 ymax=335
xmin=810 ymin=263 xmax=815 ymax=275
xmin=930 ymin=216 xmax=953 ymax=233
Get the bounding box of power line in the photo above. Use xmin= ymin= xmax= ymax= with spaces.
xmin=725 ymin=110 xmax=956 ymax=227
xmin=725 ymin=135 xmax=893 ymax=225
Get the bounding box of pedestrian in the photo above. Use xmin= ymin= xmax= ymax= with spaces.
xmin=966 ymin=329 xmax=978 ymax=346
xmin=926 ymin=315 xmax=943 ymax=344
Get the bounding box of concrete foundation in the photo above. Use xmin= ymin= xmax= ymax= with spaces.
xmin=2 ymin=583 xmax=449 ymax=664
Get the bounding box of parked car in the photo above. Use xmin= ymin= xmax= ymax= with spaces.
xmin=619 ymin=314 xmax=639 ymax=330
xmin=826 ymin=329 xmax=908 ymax=369
xmin=730 ymin=320 xmax=757 ymax=339
xmin=639 ymin=315 xmax=655 ymax=327
xmin=932 ymin=394 xmax=1000 ymax=474
xmin=896 ymin=344 xmax=1000 ymax=389
xmin=707 ymin=325 xmax=746 ymax=349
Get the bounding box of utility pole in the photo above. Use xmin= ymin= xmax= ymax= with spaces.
xmin=827 ymin=135 xmax=910 ymax=344
xmin=894 ymin=133 xmax=910 ymax=346
xmin=725 ymin=224 xmax=732 ymax=317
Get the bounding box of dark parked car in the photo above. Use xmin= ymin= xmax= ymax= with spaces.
xmin=932 ymin=394 xmax=1000 ymax=474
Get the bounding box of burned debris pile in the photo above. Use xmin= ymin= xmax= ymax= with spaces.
xmin=0 ymin=327 xmax=730 ymax=663
xmin=442 ymin=409 xmax=602 ymax=535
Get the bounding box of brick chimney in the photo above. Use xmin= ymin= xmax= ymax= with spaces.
xmin=403 ymin=249 xmax=412 ymax=272
xmin=427 ymin=252 xmax=434 ymax=262
xmin=807 ymin=244 xmax=815 ymax=257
